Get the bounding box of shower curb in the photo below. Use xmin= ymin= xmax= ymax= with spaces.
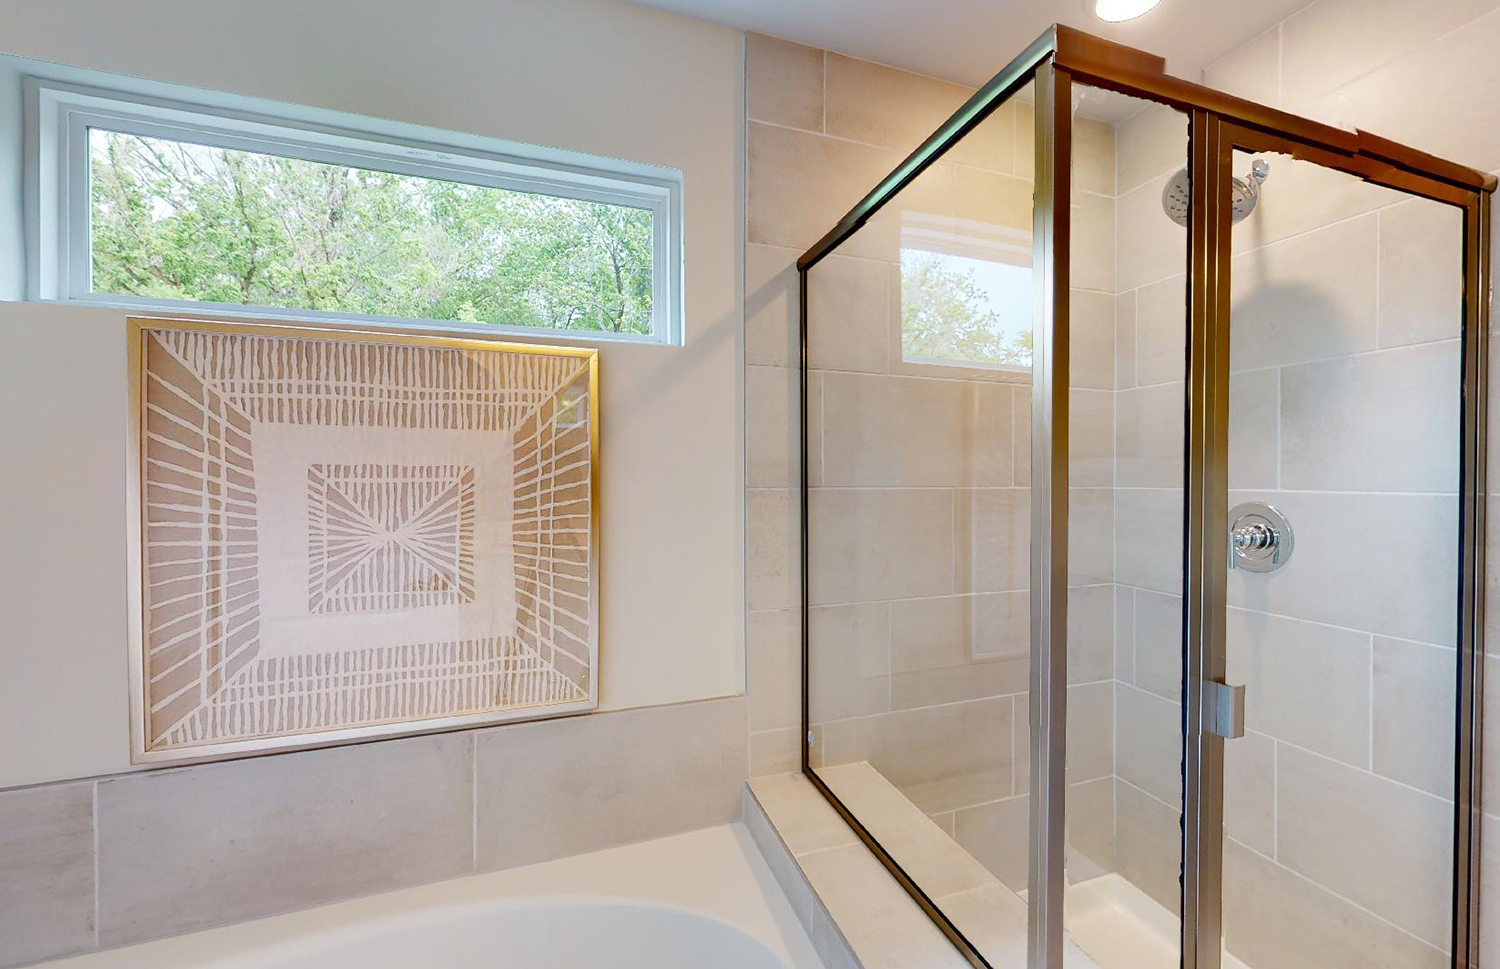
xmin=742 ymin=782 xmax=864 ymax=969
xmin=743 ymin=776 xmax=981 ymax=968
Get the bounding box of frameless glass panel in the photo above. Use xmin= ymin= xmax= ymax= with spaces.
xmin=806 ymin=77 xmax=1036 ymax=963
xmin=1063 ymin=84 xmax=1189 ymax=969
xmin=1220 ymin=147 xmax=1463 ymax=967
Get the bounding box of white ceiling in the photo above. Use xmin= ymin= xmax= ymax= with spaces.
xmin=632 ymin=0 xmax=1314 ymax=91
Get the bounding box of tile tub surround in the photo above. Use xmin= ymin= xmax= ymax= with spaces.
xmin=0 ymin=696 xmax=746 ymax=968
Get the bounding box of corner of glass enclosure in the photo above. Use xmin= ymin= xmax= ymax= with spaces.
xmin=798 ymin=28 xmax=1487 ymax=969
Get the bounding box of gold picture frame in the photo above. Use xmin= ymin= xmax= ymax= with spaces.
xmin=126 ymin=316 xmax=600 ymax=765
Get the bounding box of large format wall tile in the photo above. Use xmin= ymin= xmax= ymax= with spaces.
xmin=1115 ymin=382 xmax=1184 ymax=488
xmin=1275 ymin=744 xmax=1453 ymax=948
xmin=1069 ymin=388 xmax=1114 ymax=488
xmin=1114 ymin=779 xmax=1180 ymax=914
xmin=748 ymin=607 xmax=801 ymax=732
xmin=748 ymin=121 xmax=899 ymax=253
xmin=1133 ymin=274 xmax=1186 ymax=388
xmin=747 ymin=488 xmax=801 ymax=611
xmin=0 ymin=783 xmax=95 ymax=966
xmin=1223 ymin=731 xmax=1275 ymax=857
xmin=1115 ymin=683 xmax=1181 ymax=807
xmin=1115 ymin=290 xmax=1138 ymax=391
xmin=1229 ymin=214 xmax=1378 ymax=372
xmin=745 ymin=244 xmax=802 ymax=368
xmin=954 ymin=488 xmax=1030 ymax=595
xmin=1223 ymin=837 xmax=1445 ymax=969
xmin=1066 ymin=776 xmax=1116 ymax=879
xmin=849 ymin=697 xmax=1014 ymax=813
xmin=1116 ymin=173 xmax=1186 ymax=292
xmin=891 ymin=592 xmax=1026 ymax=672
xmin=1279 ymin=0 xmax=1499 ymax=104
xmin=820 ymin=372 xmax=1012 ymax=487
xmin=810 ymin=601 xmax=891 ymax=720
xmin=1226 ymin=491 xmax=1457 ymax=646
xmin=1227 ymin=157 xmax=1398 ymax=257
xmin=1072 ymin=190 xmax=1116 ymax=295
xmin=1279 ymin=340 xmax=1459 ymax=494
xmin=1130 ymin=589 xmax=1181 ymax=701
xmin=1225 ymin=607 xmax=1371 ymax=768
xmin=825 ymin=52 xmax=970 ymax=155
xmin=1071 ymin=290 xmax=1117 ymax=391
xmin=1378 ymin=198 xmax=1464 ymax=349
xmin=97 ymin=732 xmax=472 ymax=947
xmin=1372 ymin=637 xmax=1459 ymax=799
xmin=1067 ymin=680 xmax=1114 ymax=785
xmin=1202 ymin=25 xmax=1280 ymax=105
xmin=746 ymin=364 xmax=801 ymax=488
xmin=1114 ymin=487 xmax=1184 ymax=595
xmin=810 ymin=488 xmax=955 ymax=604
xmin=475 ymin=697 xmax=746 ymax=871
xmin=887 ymin=593 xmax=1026 ymax=710
xmin=1227 ymin=368 xmax=1279 ymax=491
xmin=1067 ymin=488 xmax=1115 ymax=588
xmin=953 ymin=794 xmax=1029 ymax=892
xmin=1073 ymin=119 xmax=1116 ymax=197
xmin=1298 ymin=7 xmax=1500 ymax=175
xmin=1067 ymin=583 xmax=1114 ymax=685
xmin=806 ymin=254 xmax=893 ymax=374
xmin=746 ymin=33 xmax=824 ymax=131
xmin=1115 ymin=102 xmax=1188 ymax=197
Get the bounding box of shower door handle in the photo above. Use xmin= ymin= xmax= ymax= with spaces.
xmin=1204 ymin=680 xmax=1245 ymax=740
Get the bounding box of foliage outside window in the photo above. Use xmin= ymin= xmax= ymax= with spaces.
xmin=900 ymin=247 xmax=1032 ymax=370
xmin=89 ymin=130 xmax=656 ymax=336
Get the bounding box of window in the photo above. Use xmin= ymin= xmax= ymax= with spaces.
xmin=898 ymin=207 xmax=1031 ymax=374
xmin=29 ymin=81 xmax=683 ymax=344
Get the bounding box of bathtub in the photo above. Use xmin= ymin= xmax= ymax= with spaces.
xmin=45 ymin=824 xmax=824 ymax=968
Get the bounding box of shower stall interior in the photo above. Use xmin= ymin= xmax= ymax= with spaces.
xmin=796 ymin=25 xmax=1492 ymax=969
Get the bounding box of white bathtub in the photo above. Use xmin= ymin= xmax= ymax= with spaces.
xmin=46 ymin=825 xmax=824 ymax=968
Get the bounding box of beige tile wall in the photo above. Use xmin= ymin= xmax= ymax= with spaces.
xmin=744 ymin=31 xmax=1123 ymax=903
xmin=747 ymin=7 xmax=1500 ymax=961
xmin=1065 ymin=6 xmax=1498 ymax=961
xmin=0 ymin=696 xmax=746 ymax=968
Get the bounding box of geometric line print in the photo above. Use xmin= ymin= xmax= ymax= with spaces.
xmin=157 ymin=327 xmax=588 ymax=430
xmin=139 ymin=325 xmax=596 ymax=754
xmin=142 ymin=332 xmax=263 ymax=746
xmin=307 ymin=464 xmax=476 ymax=613
xmin=160 ymin=636 xmax=588 ymax=747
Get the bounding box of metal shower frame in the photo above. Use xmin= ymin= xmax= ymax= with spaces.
xmin=795 ymin=24 xmax=1494 ymax=969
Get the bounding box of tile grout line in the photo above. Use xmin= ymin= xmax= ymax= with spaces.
xmin=470 ymin=734 xmax=479 ymax=873
xmin=1229 ymin=834 xmax=1449 ymax=956
xmin=92 ymin=779 xmax=100 ymax=950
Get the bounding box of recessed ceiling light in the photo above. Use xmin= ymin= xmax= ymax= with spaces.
xmin=1094 ymin=0 xmax=1163 ymax=22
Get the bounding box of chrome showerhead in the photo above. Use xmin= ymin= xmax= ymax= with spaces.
xmin=1161 ymin=159 xmax=1270 ymax=227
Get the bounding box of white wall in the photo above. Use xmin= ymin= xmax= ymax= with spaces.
xmin=0 ymin=0 xmax=745 ymax=789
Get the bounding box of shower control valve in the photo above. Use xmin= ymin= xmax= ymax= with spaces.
xmin=1228 ymin=502 xmax=1294 ymax=573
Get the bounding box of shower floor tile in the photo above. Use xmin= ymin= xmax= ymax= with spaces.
xmin=1067 ymin=873 xmax=1250 ymax=969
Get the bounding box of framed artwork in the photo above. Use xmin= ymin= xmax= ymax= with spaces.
xmin=126 ymin=317 xmax=599 ymax=763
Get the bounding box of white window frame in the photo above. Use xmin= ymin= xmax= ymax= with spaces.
xmin=26 ymin=78 xmax=684 ymax=345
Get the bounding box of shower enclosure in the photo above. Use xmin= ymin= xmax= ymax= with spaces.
xmin=797 ymin=25 xmax=1491 ymax=969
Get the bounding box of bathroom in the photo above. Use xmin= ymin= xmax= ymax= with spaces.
xmin=0 ymin=0 xmax=1493 ymax=966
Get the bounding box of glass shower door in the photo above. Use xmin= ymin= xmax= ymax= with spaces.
xmin=1214 ymin=144 xmax=1465 ymax=969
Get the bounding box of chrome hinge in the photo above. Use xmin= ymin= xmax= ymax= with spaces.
xmin=1205 ymin=680 xmax=1246 ymax=740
